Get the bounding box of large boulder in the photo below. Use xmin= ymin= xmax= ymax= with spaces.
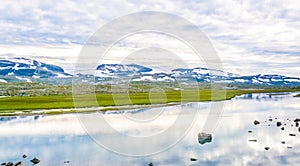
xmin=198 ymin=132 xmax=212 ymax=144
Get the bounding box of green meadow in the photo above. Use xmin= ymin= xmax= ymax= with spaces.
xmin=0 ymin=88 xmax=299 ymax=113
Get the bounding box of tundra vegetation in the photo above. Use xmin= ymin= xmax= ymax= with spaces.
xmin=0 ymin=82 xmax=299 ymax=115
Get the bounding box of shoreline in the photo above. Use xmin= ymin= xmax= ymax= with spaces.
xmin=1 ymin=91 xmax=299 ymax=117
xmin=0 ymin=102 xmax=181 ymax=117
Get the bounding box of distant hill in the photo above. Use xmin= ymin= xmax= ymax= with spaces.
xmin=0 ymin=57 xmax=71 ymax=83
xmin=1 ymin=57 xmax=300 ymax=87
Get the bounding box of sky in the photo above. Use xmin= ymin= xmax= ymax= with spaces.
xmin=0 ymin=0 xmax=299 ymax=77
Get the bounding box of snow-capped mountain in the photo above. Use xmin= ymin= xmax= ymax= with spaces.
xmin=169 ymin=67 xmax=300 ymax=86
xmin=0 ymin=57 xmax=71 ymax=83
xmin=170 ymin=67 xmax=237 ymax=82
xmin=93 ymin=64 xmax=300 ymax=86
xmin=95 ymin=64 xmax=152 ymax=77
xmin=0 ymin=57 xmax=299 ymax=87
xmin=226 ymin=74 xmax=300 ymax=86
xmin=132 ymin=73 xmax=175 ymax=82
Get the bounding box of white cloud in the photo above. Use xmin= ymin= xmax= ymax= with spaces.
xmin=0 ymin=0 xmax=299 ymax=77
xmin=0 ymin=44 xmax=83 ymax=73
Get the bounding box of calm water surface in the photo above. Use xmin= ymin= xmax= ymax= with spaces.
xmin=0 ymin=93 xmax=299 ymax=165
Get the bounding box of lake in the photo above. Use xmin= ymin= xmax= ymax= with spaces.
xmin=0 ymin=93 xmax=299 ymax=165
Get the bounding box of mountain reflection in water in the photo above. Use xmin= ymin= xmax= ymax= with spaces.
xmin=0 ymin=93 xmax=299 ymax=165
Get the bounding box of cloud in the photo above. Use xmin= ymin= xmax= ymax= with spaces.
xmin=0 ymin=44 xmax=83 ymax=73
xmin=0 ymin=0 xmax=299 ymax=77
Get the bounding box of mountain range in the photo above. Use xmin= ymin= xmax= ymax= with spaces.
xmin=0 ymin=57 xmax=299 ymax=87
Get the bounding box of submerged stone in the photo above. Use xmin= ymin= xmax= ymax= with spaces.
xmin=254 ymin=120 xmax=260 ymax=125
xmin=6 ymin=162 xmax=13 ymax=166
xmin=294 ymin=118 xmax=300 ymax=123
xmin=14 ymin=161 xmax=21 ymax=166
xmin=276 ymin=122 xmax=282 ymax=127
xmin=198 ymin=132 xmax=212 ymax=145
xmin=248 ymin=139 xmax=257 ymax=142
xmin=30 ymin=158 xmax=40 ymax=165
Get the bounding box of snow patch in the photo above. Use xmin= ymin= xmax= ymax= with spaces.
xmin=258 ymin=78 xmax=270 ymax=82
xmin=12 ymin=64 xmax=19 ymax=70
xmin=15 ymin=76 xmax=32 ymax=83
xmin=252 ymin=78 xmax=262 ymax=84
xmin=0 ymin=66 xmax=10 ymax=70
xmin=32 ymin=75 xmax=40 ymax=79
xmin=285 ymin=79 xmax=300 ymax=82
xmin=235 ymin=79 xmax=248 ymax=83
xmin=271 ymin=78 xmax=283 ymax=82
xmin=8 ymin=57 xmax=34 ymax=65
xmin=192 ymin=68 xmax=209 ymax=75
xmin=0 ymin=79 xmax=7 ymax=83
xmin=213 ymin=80 xmax=234 ymax=83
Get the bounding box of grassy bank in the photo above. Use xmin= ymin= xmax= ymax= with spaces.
xmin=0 ymin=88 xmax=299 ymax=113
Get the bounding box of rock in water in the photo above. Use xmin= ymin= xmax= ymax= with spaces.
xmin=198 ymin=132 xmax=212 ymax=145
xmin=1 ymin=163 xmax=6 ymax=166
xmin=6 ymin=162 xmax=13 ymax=166
xmin=294 ymin=118 xmax=300 ymax=123
xmin=148 ymin=163 xmax=153 ymax=166
xmin=281 ymin=141 xmax=285 ymax=144
xmin=281 ymin=127 xmax=285 ymax=131
xmin=248 ymin=139 xmax=257 ymax=142
xmin=298 ymin=127 xmax=300 ymax=132
xmin=289 ymin=134 xmax=296 ymax=136
xmin=13 ymin=161 xmax=21 ymax=166
xmin=190 ymin=158 xmax=198 ymax=161
xmin=30 ymin=158 xmax=40 ymax=165
xmin=254 ymin=120 xmax=260 ymax=125
xmin=265 ymin=147 xmax=270 ymax=150
xmin=276 ymin=122 xmax=282 ymax=127
xmin=22 ymin=154 xmax=27 ymax=158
